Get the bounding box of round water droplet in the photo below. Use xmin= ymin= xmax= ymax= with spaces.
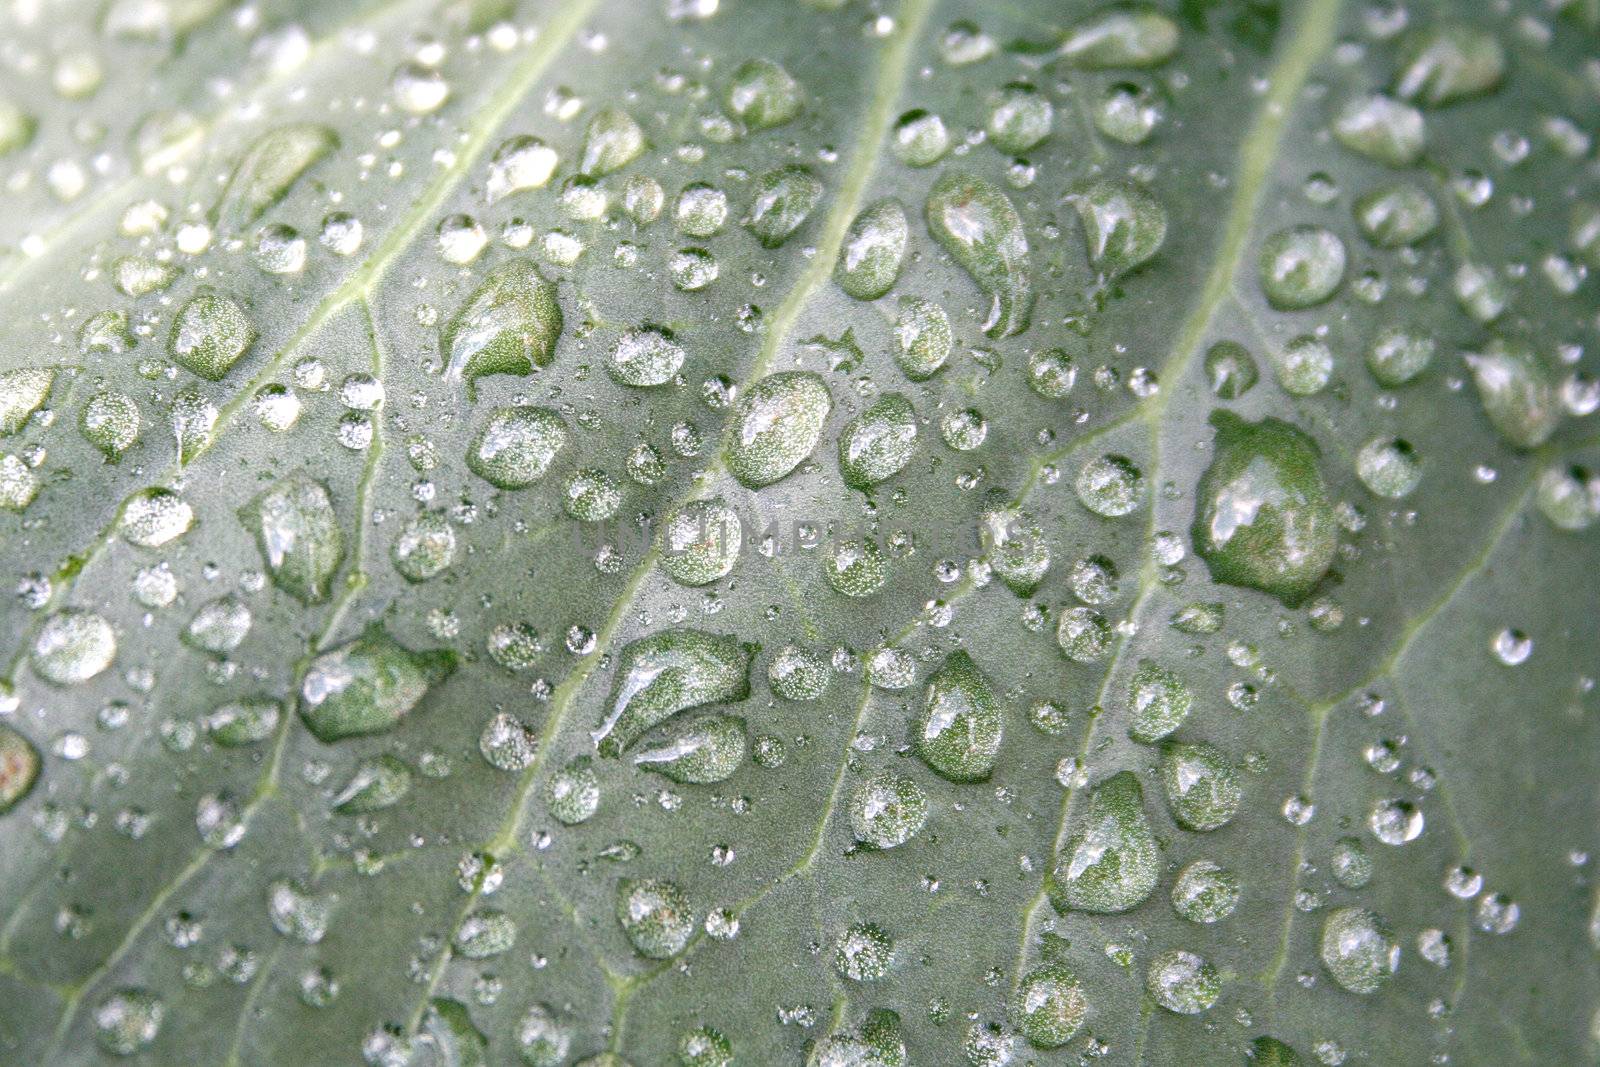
xmin=1320 ymin=906 xmax=1398 ymax=993
xmin=849 ymin=771 xmax=927 ymax=848
xmin=987 ymin=82 xmax=1051 ymax=154
xmin=468 ymin=406 xmax=569 ymax=489
xmin=32 ymin=609 xmax=116 ymax=685
xmin=1366 ymin=326 xmax=1434 ymax=386
xmin=724 ymin=58 xmax=802 ymax=130
xmin=392 ymin=511 xmax=456 ymax=581
xmin=1369 ymin=798 xmax=1423 ymax=845
xmin=1171 ymin=860 xmax=1240 ymax=923
xmin=1028 ymin=347 xmax=1076 ymax=399
xmin=1159 ymin=740 xmax=1240 ymax=830
xmin=617 ymin=878 xmax=694 ymax=959
xmin=1259 ymin=226 xmax=1347 ymax=309
xmin=1356 ymin=437 xmax=1422 ymax=498
xmin=1204 ymin=341 xmax=1258 ymax=399
xmin=834 ymin=922 xmax=894 ymax=981
xmin=1075 ymin=454 xmax=1143 ymax=517
xmin=545 ymin=760 xmax=600 ymax=825
xmin=94 ymin=988 xmax=164 ymax=1055
xmin=892 ymin=109 xmax=950 ymax=167
xmin=1011 ymin=964 xmax=1086 ymax=1049
xmin=1076 ymin=179 xmax=1166 ymax=276
xmin=1146 ymin=950 xmax=1219 ymax=1014
xmin=768 ymin=645 xmax=832 ymax=701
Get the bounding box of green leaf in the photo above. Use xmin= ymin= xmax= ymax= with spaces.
xmin=0 ymin=0 xmax=1596 ymax=1063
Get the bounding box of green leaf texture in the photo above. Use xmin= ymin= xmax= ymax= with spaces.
xmin=0 ymin=0 xmax=1597 ymax=1062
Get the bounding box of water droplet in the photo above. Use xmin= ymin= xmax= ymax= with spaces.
xmin=1259 ymin=226 xmax=1346 ymax=310
xmin=1333 ymin=94 xmax=1425 ymax=166
xmin=1076 ymin=179 xmax=1166 ymax=276
xmin=987 ymin=82 xmax=1052 ymax=153
xmin=836 ymin=198 xmax=908 ymax=301
xmin=725 ymin=371 xmax=831 ymax=488
xmin=1320 ymin=906 xmax=1398 ymax=993
xmin=1060 ymin=7 xmax=1180 ymax=69
xmin=617 ymin=878 xmax=694 ymax=958
xmin=467 ymin=406 xmax=569 ymax=489
xmin=299 ymin=625 xmax=455 ymax=741
xmin=591 ymin=629 xmax=754 ymax=756
xmin=1465 ymin=340 xmax=1560 ymax=449
xmin=1171 ymin=860 xmax=1240 ymax=923
xmin=169 ymin=290 xmax=256 ymax=381
xmin=32 ymin=609 xmax=116 ymax=686
xmin=1075 ymin=454 xmax=1143 ymax=517
xmin=744 ymin=165 xmax=822 ymax=247
xmin=442 ymin=259 xmax=562 ymax=386
xmin=94 ymin=988 xmax=164 ymax=1055
xmin=634 ymin=714 xmax=746 ymax=784
xmin=892 ymin=109 xmax=950 ymax=166
xmin=894 ymin=296 xmax=953 ymax=380
xmin=913 ymin=651 xmax=1003 ymax=782
xmin=724 ymin=59 xmax=802 ymax=130
xmin=213 ymin=123 xmax=337 ymax=232
xmin=926 ymin=172 xmax=1032 ymax=338
xmin=1192 ymin=412 xmax=1337 ymax=607
xmin=839 ymin=393 xmax=917 ymax=489
xmin=1146 ymin=950 xmax=1219 ymax=1014
xmin=1368 ymin=798 xmax=1424 ymax=844
xmin=1160 ymin=740 xmax=1240 ymax=829
xmin=1049 ymin=771 xmax=1160 ymax=913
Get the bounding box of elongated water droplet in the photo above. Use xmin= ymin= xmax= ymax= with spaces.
xmin=634 ymin=714 xmax=746 ymax=784
xmin=213 ymin=123 xmax=337 ymax=232
xmin=332 ymin=755 xmax=411 ymax=814
xmin=893 ymin=296 xmax=952 ymax=380
xmin=1060 ymin=7 xmax=1180 ymax=68
xmin=926 ymin=172 xmax=1032 ymax=338
xmin=591 ymin=629 xmax=755 ymax=756
xmin=299 ymin=625 xmax=456 ymax=742
xmin=240 ymin=475 xmax=344 ymax=603
xmin=442 ymin=259 xmax=562 ymax=385
xmin=1465 ymin=340 xmax=1560 ymax=450
xmin=0 ymin=368 xmax=53 ymax=434
xmin=839 ymin=393 xmax=917 ymax=489
xmin=1394 ymin=24 xmax=1504 ymax=107
xmin=836 ymin=198 xmax=908 ymax=301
